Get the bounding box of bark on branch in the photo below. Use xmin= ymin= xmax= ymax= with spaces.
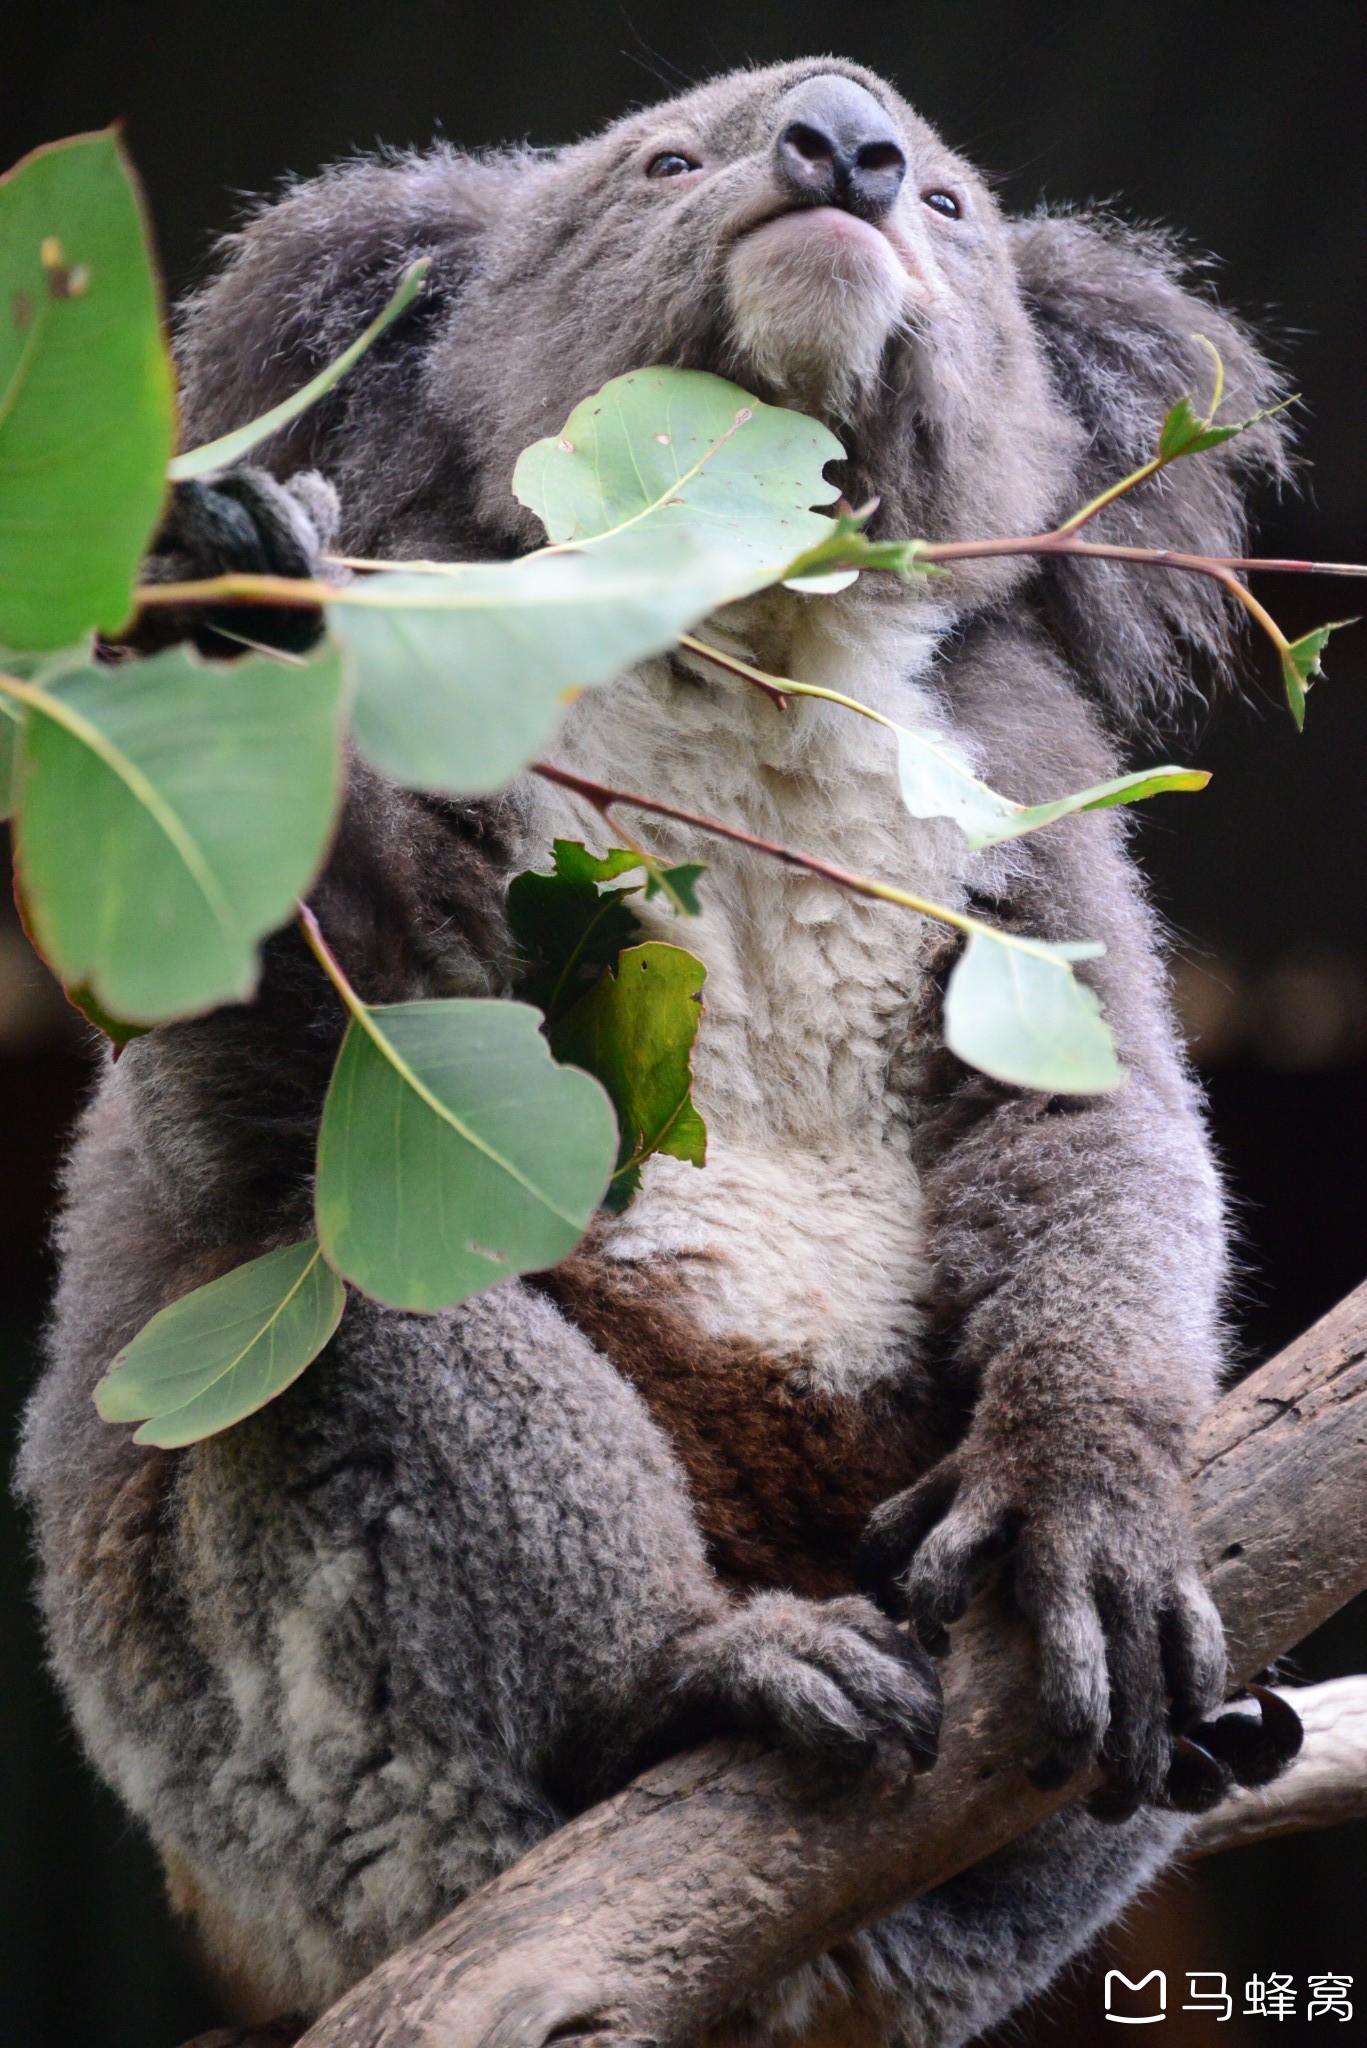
xmin=194 ymin=1282 xmax=1367 ymax=2048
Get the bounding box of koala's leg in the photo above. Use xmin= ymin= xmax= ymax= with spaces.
xmin=727 ymin=1804 xmax=1185 ymax=2048
xmin=21 ymin=1145 xmax=940 ymax=2019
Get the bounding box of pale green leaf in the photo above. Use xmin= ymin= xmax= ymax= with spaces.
xmin=552 ymin=941 xmax=707 ymax=1213
xmin=0 ymin=132 xmax=175 ymax=649
xmin=94 ymin=1239 xmax=345 ymax=1447
xmin=169 ymin=259 xmax=431 ymax=483
xmin=14 ymin=643 xmax=345 ymax=1022
xmin=330 ymin=530 xmax=766 ymax=795
xmin=315 ymin=997 xmax=617 ymax=1309
xmin=514 ymin=367 xmax=842 ymax=584
xmin=893 ymin=724 xmax=1209 ymax=848
xmin=944 ymin=931 xmax=1121 ymax=1094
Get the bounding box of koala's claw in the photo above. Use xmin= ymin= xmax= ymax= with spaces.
xmin=663 ymin=1591 xmax=943 ymax=1772
xmin=857 ymin=1442 xmax=1276 ymax=1818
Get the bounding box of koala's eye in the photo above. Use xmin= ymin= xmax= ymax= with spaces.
xmin=922 ymin=190 xmax=962 ymax=219
xmin=646 ymin=152 xmax=700 ymax=180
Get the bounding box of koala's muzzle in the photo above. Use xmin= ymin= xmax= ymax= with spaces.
xmin=774 ymin=76 xmax=907 ymax=226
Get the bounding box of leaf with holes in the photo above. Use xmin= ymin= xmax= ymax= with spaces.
xmin=551 ymin=941 xmax=707 ymax=1214
xmin=12 ymin=642 xmax=345 ymax=1022
xmin=943 ymin=931 xmax=1121 ymax=1095
xmin=513 ymin=366 xmax=843 ymax=586
xmin=315 ymin=996 xmax=617 ymax=1309
xmin=0 ymin=132 xmax=175 ymax=649
xmin=95 ymin=1239 xmax=345 ymax=1447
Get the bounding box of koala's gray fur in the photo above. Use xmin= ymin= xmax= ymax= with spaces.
xmin=18 ymin=57 xmax=1295 ymax=2045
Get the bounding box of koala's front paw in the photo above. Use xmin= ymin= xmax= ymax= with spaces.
xmin=125 ymin=466 xmax=342 ymax=658
xmin=662 ymin=1591 xmax=943 ymax=1772
xmin=856 ymin=1437 xmax=1271 ymax=1819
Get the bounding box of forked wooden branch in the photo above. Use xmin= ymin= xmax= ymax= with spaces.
xmin=183 ymin=1283 xmax=1367 ymax=2048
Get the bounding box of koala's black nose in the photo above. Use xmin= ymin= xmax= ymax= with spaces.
xmin=774 ymin=75 xmax=907 ymax=225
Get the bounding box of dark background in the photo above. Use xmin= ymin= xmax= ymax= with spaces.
xmin=2 ymin=4 xmax=1364 ymax=2043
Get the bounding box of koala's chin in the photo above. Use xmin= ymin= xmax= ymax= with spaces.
xmin=725 ymin=205 xmax=910 ymax=416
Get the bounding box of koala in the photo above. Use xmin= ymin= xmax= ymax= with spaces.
xmin=18 ymin=57 xmax=1299 ymax=2047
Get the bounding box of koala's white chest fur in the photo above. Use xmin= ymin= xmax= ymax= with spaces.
xmin=527 ymin=589 xmax=976 ymax=1394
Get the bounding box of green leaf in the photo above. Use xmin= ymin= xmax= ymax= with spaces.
xmin=315 ymin=996 xmax=617 ymax=1309
xmin=893 ymin=724 xmax=1209 ymax=848
xmin=331 ymin=530 xmax=767 ymax=795
xmin=0 ymin=689 xmax=20 ymax=818
xmin=13 ymin=642 xmax=345 ymax=1022
xmin=168 ymin=259 xmax=431 ymax=483
xmin=1156 ymin=394 xmax=1243 ymax=462
xmin=1279 ymin=620 xmax=1356 ymax=731
xmin=514 ymin=367 xmax=842 ymax=583
xmin=0 ymin=133 xmax=175 ymax=649
xmin=94 ymin=1239 xmax=345 ymax=1448
xmin=782 ymin=517 xmax=934 ymax=589
xmin=508 ymin=838 xmax=646 ymax=1023
xmin=644 ymin=861 xmax=705 ymax=916
xmin=943 ymin=931 xmax=1121 ymax=1094
xmin=551 ymin=941 xmax=707 ymax=1213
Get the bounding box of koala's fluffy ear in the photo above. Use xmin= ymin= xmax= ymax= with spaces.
xmin=174 ymin=149 xmax=510 ymax=481
xmin=1011 ymin=210 xmax=1294 ymax=730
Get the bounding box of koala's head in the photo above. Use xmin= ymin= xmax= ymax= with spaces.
xmin=184 ymin=57 xmax=1290 ymax=723
xmin=449 ymin=59 xmax=1075 ymax=551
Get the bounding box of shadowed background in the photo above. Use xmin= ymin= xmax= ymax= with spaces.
xmin=1 ymin=4 xmax=1364 ymax=2043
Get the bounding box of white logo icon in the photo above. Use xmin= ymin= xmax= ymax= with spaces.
xmin=1105 ymin=1970 xmax=1167 ymax=2024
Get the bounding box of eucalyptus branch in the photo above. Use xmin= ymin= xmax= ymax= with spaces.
xmin=531 ymin=758 xmax=984 ymax=938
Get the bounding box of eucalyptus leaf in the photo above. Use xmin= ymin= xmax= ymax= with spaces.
xmin=1280 ymin=620 xmax=1356 ymax=731
xmin=782 ymin=519 xmax=932 ymax=588
xmin=893 ymin=724 xmax=1209 ymax=848
xmin=1156 ymin=395 xmax=1243 ymax=462
xmin=0 ymin=132 xmax=175 ymax=648
xmin=943 ymin=931 xmax=1121 ymax=1095
xmin=514 ymin=367 xmax=842 ymax=583
xmin=1156 ymin=388 xmax=1290 ymax=466
xmin=644 ymin=861 xmax=705 ymax=915
xmin=94 ymin=1239 xmax=346 ymax=1448
xmin=14 ymin=643 xmax=345 ymax=1022
xmin=552 ymin=941 xmax=707 ymax=1213
xmin=331 ymin=530 xmax=765 ymax=795
xmin=169 ymin=259 xmax=431 ymax=483
xmin=0 ymin=691 xmax=20 ymax=818
xmin=508 ymin=839 xmax=645 ymax=1024
xmin=315 ymin=996 xmax=617 ymax=1310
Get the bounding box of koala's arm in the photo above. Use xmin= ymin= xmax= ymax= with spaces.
xmin=862 ymin=618 xmax=1234 ymax=1815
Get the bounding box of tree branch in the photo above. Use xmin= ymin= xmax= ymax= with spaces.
xmin=221 ymin=1279 xmax=1366 ymax=2048
xmin=1186 ymin=1676 xmax=1367 ymax=1856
